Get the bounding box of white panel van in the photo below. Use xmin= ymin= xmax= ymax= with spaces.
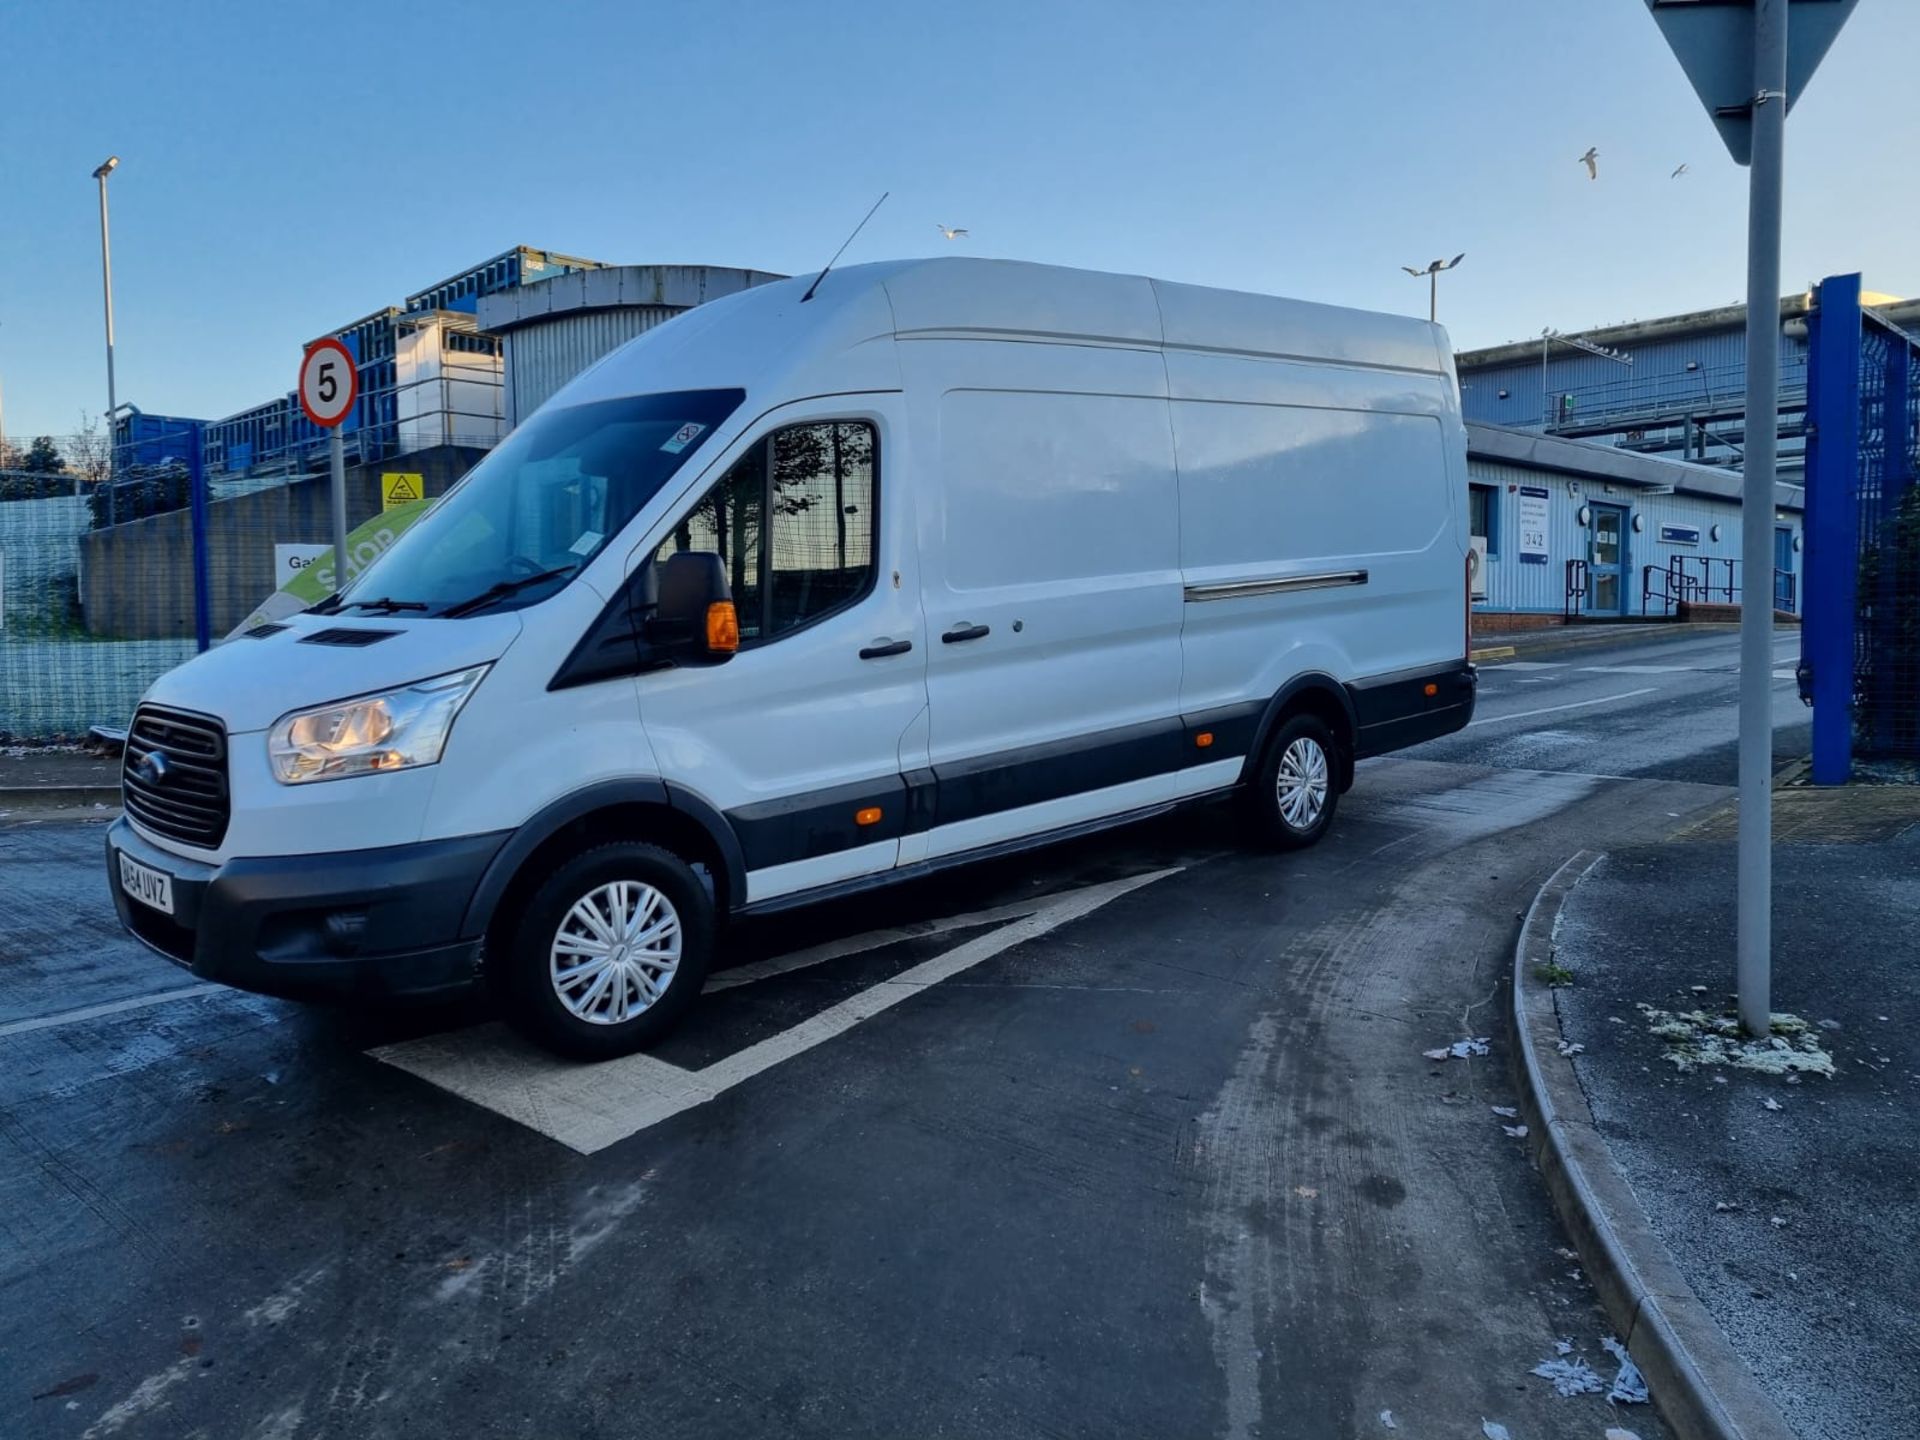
xmin=106 ymin=259 xmax=1475 ymax=1058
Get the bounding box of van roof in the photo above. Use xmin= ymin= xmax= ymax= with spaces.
xmin=556 ymin=256 xmax=1449 ymax=417
xmin=861 ymin=256 xmax=1448 ymax=376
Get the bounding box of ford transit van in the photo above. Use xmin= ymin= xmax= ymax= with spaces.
xmin=107 ymin=258 xmax=1475 ymax=1058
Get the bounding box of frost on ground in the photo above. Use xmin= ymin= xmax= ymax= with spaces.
xmin=1635 ymin=1004 xmax=1835 ymax=1076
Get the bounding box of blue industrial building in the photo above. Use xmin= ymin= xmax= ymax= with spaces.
xmin=114 ymin=245 xmax=606 ymax=483
xmin=1457 ymin=289 xmax=1920 ymax=479
xmin=1456 ymin=288 xmax=1920 ymax=624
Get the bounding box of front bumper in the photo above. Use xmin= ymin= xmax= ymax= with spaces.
xmin=106 ymin=818 xmax=509 ymax=1002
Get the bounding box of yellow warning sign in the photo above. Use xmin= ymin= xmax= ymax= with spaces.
xmin=381 ymin=472 xmax=424 ymax=511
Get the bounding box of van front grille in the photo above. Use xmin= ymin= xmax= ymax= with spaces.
xmin=123 ymin=705 xmax=231 ymax=849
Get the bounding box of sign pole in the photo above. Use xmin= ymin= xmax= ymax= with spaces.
xmin=329 ymin=428 xmax=349 ymax=593
xmin=1737 ymin=0 xmax=1788 ymax=1037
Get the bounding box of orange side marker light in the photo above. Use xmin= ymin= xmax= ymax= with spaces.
xmin=706 ymin=601 xmax=740 ymax=653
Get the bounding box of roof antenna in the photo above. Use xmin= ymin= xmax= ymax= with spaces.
xmin=801 ymin=191 xmax=888 ymax=303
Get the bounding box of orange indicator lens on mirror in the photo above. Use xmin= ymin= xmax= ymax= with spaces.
xmin=706 ymin=601 xmax=740 ymax=653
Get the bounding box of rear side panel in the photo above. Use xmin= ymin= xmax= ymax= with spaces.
xmin=1166 ymin=348 xmax=1466 ymax=729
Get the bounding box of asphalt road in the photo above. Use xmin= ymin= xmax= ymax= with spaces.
xmin=0 ymin=627 xmax=1799 ymax=1439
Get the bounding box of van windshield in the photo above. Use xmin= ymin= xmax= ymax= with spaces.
xmin=335 ymin=388 xmax=744 ymax=617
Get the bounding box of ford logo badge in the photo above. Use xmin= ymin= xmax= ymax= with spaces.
xmin=137 ymin=751 xmax=169 ymax=785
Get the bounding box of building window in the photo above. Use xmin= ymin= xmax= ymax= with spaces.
xmin=1469 ymin=484 xmax=1497 ymax=554
xmin=656 ymin=421 xmax=878 ymax=644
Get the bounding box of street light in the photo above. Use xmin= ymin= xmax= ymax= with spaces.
xmin=92 ymin=155 xmax=119 ymax=516
xmin=1402 ymin=253 xmax=1465 ymax=324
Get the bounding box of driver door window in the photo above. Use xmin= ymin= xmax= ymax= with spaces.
xmin=654 ymin=421 xmax=877 ymax=645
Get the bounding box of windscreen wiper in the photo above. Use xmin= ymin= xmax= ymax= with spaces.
xmin=438 ymin=565 xmax=579 ymax=619
xmin=341 ymin=596 xmax=430 ymax=613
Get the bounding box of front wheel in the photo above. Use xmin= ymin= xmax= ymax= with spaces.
xmin=502 ymin=841 xmax=713 ymax=1060
xmin=1241 ymin=714 xmax=1341 ymax=851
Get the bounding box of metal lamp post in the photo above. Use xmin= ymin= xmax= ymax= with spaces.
xmin=1402 ymin=254 xmax=1465 ymax=324
xmin=92 ymin=155 xmax=120 ymax=519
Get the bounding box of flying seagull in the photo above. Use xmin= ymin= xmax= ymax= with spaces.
xmin=1579 ymin=147 xmax=1599 ymax=180
xmin=1671 ymin=162 xmax=1690 ymax=179
xmin=936 ymin=224 xmax=969 ymax=240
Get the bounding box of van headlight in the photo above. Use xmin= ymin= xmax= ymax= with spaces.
xmin=268 ymin=666 xmax=489 ymax=784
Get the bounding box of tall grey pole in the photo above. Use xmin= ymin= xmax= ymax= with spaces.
xmin=1737 ymin=0 xmax=1787 ymax=1037
xmin=329 ymin=429 xmax=349 ymax=594
xmin=95 ymin=168 xmax=119 ymax=507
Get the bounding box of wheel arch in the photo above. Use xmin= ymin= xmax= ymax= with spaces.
xmin=1242 ymin=673 xmax=1359 ymax=792
xmin=462 ymin=780 xmax=747 ymax=960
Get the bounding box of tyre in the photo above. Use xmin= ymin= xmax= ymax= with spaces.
xmin=1242 ymin=713 xmax=1341 ymax=851
xmin=502 ymin=841 xmax=713 ymax=1060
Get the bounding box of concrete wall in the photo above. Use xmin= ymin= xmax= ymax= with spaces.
xmin=78 ymin=446 xmax=483 ymax=638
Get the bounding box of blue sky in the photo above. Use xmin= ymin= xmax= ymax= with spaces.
xmin=4 ymin=0 xmax=1916 ymax=438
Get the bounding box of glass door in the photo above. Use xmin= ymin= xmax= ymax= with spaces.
xmin=1587 ymin=505 xmax=1627 ymax=615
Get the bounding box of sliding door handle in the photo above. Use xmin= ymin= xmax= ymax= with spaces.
xmin=941 ymin=623 xmax=990 ymax=644
xmin=859 ymin=638 xmax=913 ymax=660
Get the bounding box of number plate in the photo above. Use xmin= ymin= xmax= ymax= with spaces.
xmin=118 ymin=852 xmax=175 ymax=916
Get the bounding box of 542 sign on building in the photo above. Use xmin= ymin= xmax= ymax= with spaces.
xmin=1517 ymin=486 xmax=1551 ymax=565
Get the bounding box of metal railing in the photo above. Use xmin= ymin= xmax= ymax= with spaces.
xmin=1563 ymin=559 xmax=1588 ymax=622
xmin=1640 ymin=556 xmax=1800 ymax=617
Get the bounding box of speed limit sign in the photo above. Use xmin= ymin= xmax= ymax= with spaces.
xmin=298 ymin=337 xmax=358 ymax=428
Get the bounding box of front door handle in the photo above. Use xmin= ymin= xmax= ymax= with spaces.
xmin=859 ymin=638 xmax=913 ymax=660
xmin=941 ymin=623 xmax=990 ymax=644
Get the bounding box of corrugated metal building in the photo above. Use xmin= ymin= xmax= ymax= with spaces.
xmin=191 ymin=246 xmax=607 ymax=481
xmin=1456 ymin=289 xmax=1919 ymax=483
xmin=1466 ymin=422 xmax=1804 ymax=621
xmin=475 ymin=265 xmax=787 ymax=426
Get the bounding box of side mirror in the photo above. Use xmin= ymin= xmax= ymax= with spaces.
xmin=547 ymin=552 xmax=737 ymax=691
xmin=646 ymin=551 xmax=739 ymax=665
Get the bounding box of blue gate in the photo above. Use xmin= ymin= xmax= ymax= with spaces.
xmin=1803 ymin=273 xmax=1920 ymax=782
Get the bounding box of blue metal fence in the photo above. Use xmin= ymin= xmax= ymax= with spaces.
xmin=1803 ymin=273 xmax=1920 ymax=782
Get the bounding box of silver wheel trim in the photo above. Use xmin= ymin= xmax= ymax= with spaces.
xmin=549 ymin=880 xmax=683 ymax=1026
xmin=1275 ymin=736 xmax=1330 ymax=830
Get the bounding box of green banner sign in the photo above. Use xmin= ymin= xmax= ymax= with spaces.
xmin=231 ymin=498 xmax=434 ymax=636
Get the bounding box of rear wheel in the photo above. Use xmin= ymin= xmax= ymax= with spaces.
xmin=1242 ymin=713 xmax=1341 ymax=850
xmin=502 ymin=841 xmax=713 ymax=1060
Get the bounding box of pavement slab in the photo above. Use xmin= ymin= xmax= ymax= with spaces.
xmin=1553 ymin=834 xmax=1920 ymax=1440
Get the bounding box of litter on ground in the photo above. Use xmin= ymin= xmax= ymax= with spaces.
xmin=1556 ymin=1040 xmax=1585 ymax=1057
xmin=1423 ymin=1037 xmax=1491 ymax=1061
xmin=1553 ymin=1339 xmax=1573 ymax=1355
xmin=1491 ymin=1106 xmax=1519 ymax=1118
xmin=1606 ymin=1430 xmax=1644 ymax=1440
xmin=1601 ymin=1337 xmax=1649 ymax=1405
xmin=1503 ymin=1124 xmax=1529 ymax=1138
xmin=1531 ymin=1354 xmax=1605 ymax=1396
xmin=1635 ymin=1004 xmax=1835 ymax=1076
xmin=1378 ymin=1409 xmax=1396 ymax=1430
xmin=1762 ymin=1097 xmax=1783 ymax=1111
xmin=1481 ymin=1421 xmax=1513 ymax=1440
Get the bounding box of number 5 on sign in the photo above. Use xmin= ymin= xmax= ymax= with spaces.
xmin=299 ymin=337 xmax=358 ymax=429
